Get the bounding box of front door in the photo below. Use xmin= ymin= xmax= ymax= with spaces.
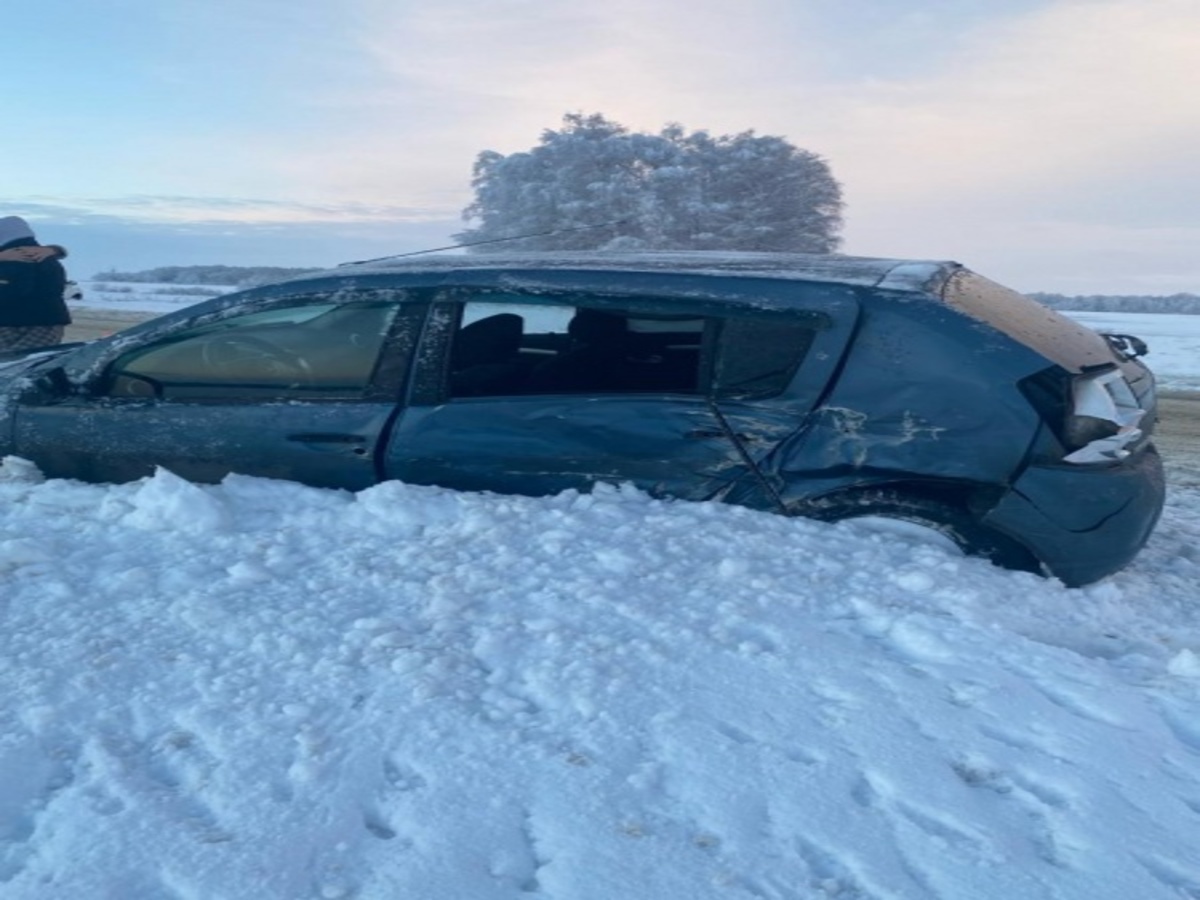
xmin=14 ymin=299 xmax=420 ymax=490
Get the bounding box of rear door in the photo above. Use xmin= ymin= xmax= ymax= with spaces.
xmin=384 ymin=285 xmax=858 ymax=507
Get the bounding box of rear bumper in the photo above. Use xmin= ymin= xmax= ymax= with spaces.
xmin=982 ymin=444 xmax=1166 ymax=586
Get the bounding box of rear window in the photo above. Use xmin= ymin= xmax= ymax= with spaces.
xmin=941 ymin=271 xmax=1113 ymax=372
xmin=713 ymin=317 xmax=816 ymax=399
xmin=441 ymin=294 xmax=822 ymax=400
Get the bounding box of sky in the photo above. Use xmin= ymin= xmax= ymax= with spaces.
xmin=5 ymin=0 xmax=1199 ymax=295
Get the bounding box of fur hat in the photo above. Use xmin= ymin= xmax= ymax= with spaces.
xmin=0 ymin=215 xmax=37 ymax=248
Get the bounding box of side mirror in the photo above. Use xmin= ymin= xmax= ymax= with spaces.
xmin=44 ymin=366 xmax=72 ymax=393
xmin=17 ymin=366 xmax=74 ymax=403
xmin=1102 ymin=333 xmax=1149 ymax=359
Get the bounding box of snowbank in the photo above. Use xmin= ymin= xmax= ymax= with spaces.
xmin=2 ymin=462 xmax=1198 ymax=899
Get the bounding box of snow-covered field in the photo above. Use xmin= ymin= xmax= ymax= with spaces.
xmin=1065 ymin=311 xmax=1200 ymax=392
xmin=2 ymin=283 xmax=1197 ymax=899
xmin=73 ymin=280 xmax=233 ymax=314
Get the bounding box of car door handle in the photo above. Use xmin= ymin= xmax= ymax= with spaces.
xmin=286 ymin=433 xmax=368 ymax=444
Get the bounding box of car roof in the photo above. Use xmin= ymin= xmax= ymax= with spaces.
xmin=302 ymin=251 xmax=961 ymax=295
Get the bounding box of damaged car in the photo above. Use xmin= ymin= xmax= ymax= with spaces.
xmin=0 ymin=252 xmax=1165 ymax=585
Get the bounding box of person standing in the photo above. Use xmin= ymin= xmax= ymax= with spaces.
xmin=0 ymin=215 xmax=73 ymax=353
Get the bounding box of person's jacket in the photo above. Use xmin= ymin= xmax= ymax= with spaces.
xmin=0 ymin=236 xmax=72 ymax=327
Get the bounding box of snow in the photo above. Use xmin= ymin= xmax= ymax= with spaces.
xmin=2 ymin=285 xmax=1196 ymax=899
xmin=1062 ymin=311 xmax=1200 ymax=392
xmin=74 ymin=281 xmax=233 ymax=314
xmin=339 ymin=251 xmax=950 ymax=293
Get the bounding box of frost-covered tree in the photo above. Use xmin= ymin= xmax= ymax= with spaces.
xmin=456 ymin=113 xmax=843 ymax=253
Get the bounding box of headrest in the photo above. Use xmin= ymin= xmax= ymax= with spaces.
xmin=568 ymin=309 xmax=627 ymax=343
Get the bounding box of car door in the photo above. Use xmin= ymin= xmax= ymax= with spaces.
xmin=383 ymin=287 xmax=858 ymax=508
xmin=12 ymin=297 xmax=424 ymax=490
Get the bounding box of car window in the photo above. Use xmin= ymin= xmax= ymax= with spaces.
xmin=445 ymin=300 xmax=707 ymax=397
xmin=442 ymin=297 xmax=819 ymax=400
xmin=100 ymin=301 xmax=402 ymax=401
xmin=713 ymin=317 xmax=817 ymax=399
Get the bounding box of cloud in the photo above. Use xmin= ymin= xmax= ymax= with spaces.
xmin=291 ymin=0 xmax=838 ymax=209
xmin=326 ymin=0 xmax=1196 ymax=217
xmin=345 ymin=0 xmax=825 ymax=141
xmin=9 ymin=196 xmax=451 ymax=227
xmin=820 ymin=0 xmax=1200 ymax=197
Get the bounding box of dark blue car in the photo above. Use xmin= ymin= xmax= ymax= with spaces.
xmin=0 ymin=252 xmax=1165 ymax=585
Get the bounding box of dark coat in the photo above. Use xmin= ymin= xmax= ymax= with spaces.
xmin=0 ymin=237 xmax=72 ymax=327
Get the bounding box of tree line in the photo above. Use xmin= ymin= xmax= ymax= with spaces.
xmin=93 ymin=265 xmax=321 ymax=287
xmin=1031 ymin=293 xmax=1200 ymax=314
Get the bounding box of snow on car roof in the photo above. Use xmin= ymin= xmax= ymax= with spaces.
xmin=321 ymin=250 xmax=959 ymax=294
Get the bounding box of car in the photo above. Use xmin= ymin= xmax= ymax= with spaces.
xmin=0 ymin=251 xmax=1165 ymax=585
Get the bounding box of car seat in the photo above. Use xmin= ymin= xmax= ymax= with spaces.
xmin=524 ymin=309 xmax=630 ymax=393
xmin=450 ymin=313 xmax=524 ymax=396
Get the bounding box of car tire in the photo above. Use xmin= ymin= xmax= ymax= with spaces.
xmin=796 ymin=487 xmax=1042 ymax=575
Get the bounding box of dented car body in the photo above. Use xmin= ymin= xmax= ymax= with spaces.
xmin=0 ymin=252 xmax=1165 ymax=585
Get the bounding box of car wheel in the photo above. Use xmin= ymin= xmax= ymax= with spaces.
xmin=796 ymin=488 xmax=1042 ymax=575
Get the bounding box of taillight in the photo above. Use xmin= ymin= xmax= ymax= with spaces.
xmin=1061 ymin=368 xmax=1144 ymax=464
xmin=1063 ymin=413 xmax=1120 ymax=449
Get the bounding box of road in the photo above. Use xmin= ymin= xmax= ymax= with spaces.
xmin=65 ymin=308 xmax=159 ymax=343
xmin=1156 ymin=393 xmax=1200 ymax=486
xmin=63 ymin=307 xmax=1200 ymax=484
